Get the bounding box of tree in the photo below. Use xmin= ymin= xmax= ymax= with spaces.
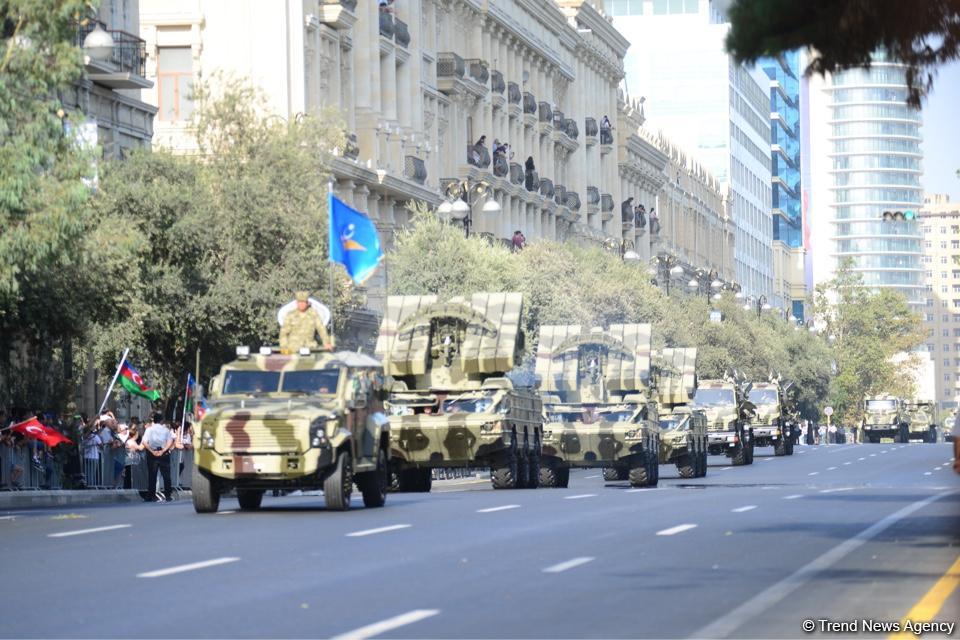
xmin=725 ymin=0 xmax=960 ymax=106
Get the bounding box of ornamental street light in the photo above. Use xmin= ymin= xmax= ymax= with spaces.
xmin=650 ymin=254 xmax=684 ymax=295
xmin=712 ymin=281 xmax=741 ymax=301
xmin=687 ymin=268 xmax=721 ymax=300
xmin=437 ymin=178 xmax=501 ymax=237
xmin=744 ymin=294 xmax=769 ymax=318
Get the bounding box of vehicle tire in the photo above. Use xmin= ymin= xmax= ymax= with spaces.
xmin=675 ymin=453 xmax=696 ymax=478
xmin=323 ymin=450 xmax=353 ymax=511
xmin=388 ymin=468 xmax=401 ymax=492
xmin=785 ymin=436 xmax=795 ymax=455
xmin=731 ymin=441 xmax=748 ymax=466
xmin=237 ymin=489 xmax=263 ymax=511
xmin=628 ymin=456 xmax=650 ymax=487
xmin=192 ymin=466 xmax=220 ymax=514
xmin=697 ymin=448 xmax=708 ymax=477
xmin=927 ymin=429 xmax=936 ymax=444
xmin=516 ymin=448 xmax=530 ymax=489
xmin=539 ymin=465 xmax=558 ymax=488
xmin=603 ymin=467 xmax=628 ymax=481
xmin=356 ymin=449 xmax=388 ymax=508
xmin=526 ymin=447 xmax=541 ymax=489
xmin=414 ymin=468 xmax=432 ymax=493
xmin=773 ymin=436 xmax=787 ymax=456
xmin=649 ymin=449 xmax=660 ymax=487
xmin=556 ymin=466 xmax=570 ymax=488
xmin=491 ymin=437 xmax=518 ymax=490
xmin=744 ymin=436 xmax=755 ymax=465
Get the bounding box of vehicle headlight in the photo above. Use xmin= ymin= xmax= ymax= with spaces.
xmin=201 ymin=430 xmax=215 ymax=448
xmin=480 ymin=422 xmax=502 ymax=433
xmin=309 ymin=419 xmax=329 ymax=448
xmin=625 ymin=429 xmax=643 ymax=440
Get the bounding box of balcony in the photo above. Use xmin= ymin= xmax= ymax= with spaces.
xmin=564 ymin=191 xmax=581 ymax=211
xmin=437 ymin=52 xmax=465 ymax=79
xmin=601 ymin=194 xmax=614 ymax=213
xmin=509 ymin=162 xmax=524 ymax=185
xmin=508 ymin=82 xmax=521 ymax=105
xmin=584 ymin=118 xmax=599 ymax=137
xmin=493 ymin=154 xmax=509 ymax=177
xmin=491 ymin=70 xmax=505 ymax=94
xmin=379 ymin=11 xmax=394 ymax=38
xmin=525 ymin=170 xmax=540 ymax=193
xmin=563 ymin=118 xmax=579 ymax=140
xmin=404 ymin=156 xmax=427 ymax=185
xmin=466 ymin=59 xmax=489 ymax=84
xmin=622 ymin=208 xmax=635 ymax=225
xmin=394 ymin=18 xmax=410 ymax=47
xmin=538 ymin=102 xmax=553 ymax=123
xmin=76 ymin=20 xmax=150 ymax=89
xmin=320 ymin=0 xmax=358 ymax=29
xmin=522 ymin=92 xmax=537 ymax=115
xmin=600 ymin=127 xmax=613 ymax=145
xmin=344 ymin=132 xmax=360 ymax=160
xmin=554 ymin=184 xmax=566 ymax=206
xmin=539 ymin=178 xmax=554 ymax=199
xmin=586 ymin=186 xmax=600 ymax=206
xmin=467 ymin=145 xmax=491 ymax=169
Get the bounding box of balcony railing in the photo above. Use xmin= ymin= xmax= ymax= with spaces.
xmin=554 ymin=184 xmax=566 ymax=206
xmin=491 ymin=70 xmax=505 ymax=94
xmin=565 ymin=191 xmax=581 ymax=211
xmin=467 ymin=145 xmax=491 ymax=169
xmin=437 ymin=52 xmax=465 ymax=79
xmin=509 ymin=162 xmax=524 ymax=185
xmin=601 ymin=194 xmax=614 ymax=213
xmin=327 ymin=0 xmax=357 ymax=9
xmin=394 ymin=18 xmax=410 ymax=47
xmin=584 ymin=117 xmax=599 ymax=137
xmin=552 ymin=110 xmax=564 ymax=129
xmin=404 ymin=156 xmax=427 ymax=185
xmin=493 ymin=154 xmax=509 ymax=177
xmin=76 ymin=20 xmax=146 ymax=77
xmin=508 ymin=82 xmax=521 ymax=105
xmin=466 ymin=59 xmax=489 ymax=84
xmin=539 ymin=178 xmax=554 ymax=199
xmin=586 ymin=187 xmax=600 ymax=205
xmin=538 ymin=102 xmax=553 ymax=123
xmin=525 ymin=169 xmax=540 ymax=192
xmin=522 ymin=92 xmax=537 ymax=114
xmin=344 ymin=132 xmax=360 ymax=160
xmin=622 ymin=209 xmax=635 ymax=224
xmin=600 ymin=128 xmax=613 ymax=145
xmin=379 ymin=11 xmax=394 ymax=38
xmin=563 ymin=118 xmax=579 ymax=139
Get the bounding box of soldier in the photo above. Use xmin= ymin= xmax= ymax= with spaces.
xmin=280 ymin=291 xmax=333 ymax=352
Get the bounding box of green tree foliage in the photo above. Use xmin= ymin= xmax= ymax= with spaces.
xmin=813 ymin=261 xmax=925 ymax=424
xmin=725 ymin=0 xmax=960 ymax=106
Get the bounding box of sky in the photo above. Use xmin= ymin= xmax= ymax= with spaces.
xmin=920 ymin=60 xmax=960 ymax=202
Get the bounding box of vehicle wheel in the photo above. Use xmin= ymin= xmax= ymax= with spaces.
xmin=556 ymin=466 xmax=570 ymax=488
xmin=927 ymin=429 xmax=936 ymax=444
xmin=388 ymin=468 xmax=401 ymax=492
xmin=731 ymin=441 xmax=748 ymax=466
xmin=628 ymin=451 xmax=651 ymax=487
xmin=539 ymin=465 xmax=558 ymax=488
xmin=744 ymin=437 xmax=755 ymax=465
xmin=785 ymin=436 xmax=795 ymax=455
xmin=675 ymin=453 xmax=696 ymax=478
xmin=526 ymin=447 xmax=541 ymax=489
xmin=356 ymin=449 xmax=388 ymax=508
xmin=237 ymin=489 xmax=263 ymax=511
xmin=773 ymin=436 xmax=787 ymax=456
xmin=191 ymin=466 xmax=220 ymax=514
xmin=491 ymin=437 xmax=518 ymax=490
xmin=649 ymin=449 xmax=660 ymax=487
xmin=516 ymin=448 xmax=530 ymax=489
xmin=323 ymin=450 xmax=353 ymax=511
xmin=414 ymin=468 xmax=432 ymax=493
xmin=603 ymin=467 xmax=628 ymax=481
xmin=697 ymin=448 xmax=709 ymax=477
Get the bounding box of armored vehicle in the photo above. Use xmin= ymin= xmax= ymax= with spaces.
xmin=651 ymin=347 xmax=707 ymax=478
xmin=748 ymin=379 xmax=798 ymax=456
xmin=192 ymin=347 xmax=390 ymax=513
xmin=861 ymin=395 xmax=909 ymax=443
xmin=905 ymin=401 xmax=938 ymax=443
xmin=537 ymin=324 xmax=660 ymax=488
xmin=376 ymin=293 xmax=542 ymax=491
xmin=694 ymin=377 xmax=756 ymax=465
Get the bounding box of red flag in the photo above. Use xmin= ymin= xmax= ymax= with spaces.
xmin=10 ymin=417 xmax=73 ymax=448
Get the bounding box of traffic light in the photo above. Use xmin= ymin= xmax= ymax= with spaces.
xmin=882 ymin=210 xmax=916 ymax=221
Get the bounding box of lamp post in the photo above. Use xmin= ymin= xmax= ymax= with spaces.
xmin=688 ymin=268 xmax=721 ymax=301
xmin=650 ymin=254 xmax=684 ymax=296
xmin=753 ymin=294 xmax=769 ymax=318
xmin=437 ymin=178 xmax=501 ymax=237
xmin=712 ymin=281 xmax=742 ymax=302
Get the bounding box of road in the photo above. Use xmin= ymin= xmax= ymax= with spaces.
xmin=1 ymin=442 xmax=957 ymax=639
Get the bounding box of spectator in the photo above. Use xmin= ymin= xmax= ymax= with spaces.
xmin=141 ymin=413 xmax=174 ymax=502
xmin=635 ymin=203 xmax=647 ymax=229
xmin=176 ymin=421 xmax=194 ymax=482
xmin=118 ymin=424 xmax=142 ymax=489
xmin=378 ymin=0 xmax=394 ymax=13
xmin=600 ymin=115 xmax=612 ymax=130
xmin=82 ymin=422 xmax=102 ymax=487
xmin=470 ymin=135 xmax=487 ymax=165
xmin=621 ymin=197 xmax=634 ymax=221
xmin=649 ymin=207 xmax=660 ymax=235
xmin=511 ymin=230 xmax=525 ymax=252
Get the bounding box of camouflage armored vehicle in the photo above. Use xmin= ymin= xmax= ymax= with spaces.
xmin=192 ymin=347 xmax=389 ymax=513
xmin=376 ymin=293 xmax=542 ymax=491
xmin=748 ymin=378 xmax=799 ymax=456
xmin=651 ymin=347 xmax=707 ymax=478
xmin=694 ymin=376 xmax=756 ymax=465
xmin=537 ymin=324 xmax=661 ymax=488
xmin=905 ymin=401 xmax=938 ymax=443
xmin=861 ymin=395 xmax=909 ymax=443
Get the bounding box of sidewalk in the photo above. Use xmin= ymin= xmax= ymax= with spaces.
xmin=0 ymin=489 xmax=147 ymax=509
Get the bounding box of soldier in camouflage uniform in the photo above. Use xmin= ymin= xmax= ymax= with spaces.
xmin=280 ymin=291 xmax=333 ymax=351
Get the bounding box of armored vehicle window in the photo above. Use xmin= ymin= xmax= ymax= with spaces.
xmin=748 ymin=389 xmax=778 ymax=405
xmin=866 ymin=399 xmax=896 ymax=411
xmin=442 ymin=394 xmax=495 ymax=414
xmin=598 ymin=410 xmax=636 ymax=422
xmin=660 ymin=417 xmax=688 ymax=431
xmin=546 ymin=410 xmax=583 ymax=423
xmin=282 ymin=369 xmax=341 ymax=394
xmin=693 ymin=388 xmax=734 ymax=407
xmin=223 ymin=371 xmax=281 ymax=394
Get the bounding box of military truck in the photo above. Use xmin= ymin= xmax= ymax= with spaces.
xmin=748 ymin=378 xmax=798 ymax=456
xmin=192 ymin=347 xmax=390 ymax=513
xmin=694 ymin=376 xmax=756 ymax=465
xmin=861 ymin=395 xmax=910 ymax=443
xmin=905 ymin=401 xmax=938 ymax=443
xmin=376 ymin=293 xmax=542 ymax=491
xmin=537 ymin=324 xmax=661 ymax=488
xmin=651 ymin=347 xmax=707 ymax=478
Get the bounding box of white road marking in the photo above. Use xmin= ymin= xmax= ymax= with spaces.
xmin=564 ymin=494 xmax=597 ymax=500
xmin=783 ymin=494 xmax=803 ymax=500
xmin=731 ymin=505 xmax=757 ymax=513
xmin=584 ymin=474 xmax=600 ymax=479
xmin=858 ymin=457 xmax=866 ymax=461
xmin=346 ymin=524 xmax=411 ymax=538
xmin=827 ymin=466 xmax=838 ymax=471
xmin=797 ymin=450 xmax=806 ymax=453
xmin=843 ymin=462 xmax=851 ymax=465
xmin=625 ymin=488 xmax=656 ymax=493
xmin=880 ymin=451 xmax=888 ymax=455
xmin=330 ymin=609 xmax=440 ymax=640
xmin=656 ymin=524 xmax=698 ymax=536
xmin=691 ymin=490 xmax=956 ymax=639
xmin=542 ymin=556 xmax=595 ymax=573
xmin=720 ymin=466 xmax=734 ymax=471
xmin=808 ymin=471 xmax=819 ymax=476
xmin=869 ymin=454 xmax=877 ymax=457
xmin=819 ymin=487 xmax=855 ymax=494
xmin=476 ymin=505 xmax=520 ymax=513
xmin=137 ymin=556 xmax=240 ymax=578
xmin=48 ymin=524 xmax=131 ymax=538
xmin=764 ymin=458 xmax=776 ymax=462
xmin=217 ymin=510 xmax=237 ymax=515
xmin=924 ymin=472 xmax=932 ymax=476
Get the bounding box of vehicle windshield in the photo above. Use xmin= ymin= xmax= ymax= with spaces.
xmin=748 ymin=389 xmax=779 ymax=405
xmin=693 ymin=388 xmax=735 ymax=407
xmin=866 ymin=399 xmax=896 ymax=411
xmin=442 ymin=393 xmax=496 ymax=414
xmin=222 ymin=371 xmax=281 ymax=394
xmin=597 ymin=410 xmax=636 ymax=423
xmin=659 ymin=417 xmax=688 ymax=431
xmin=546 ymin=410 xmax=584 ymax=423
xmin=281 ymin=369 xmax=340 ymax=394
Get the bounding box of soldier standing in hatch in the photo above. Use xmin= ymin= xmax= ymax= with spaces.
xmin=280 ymin=291 xmax=334 ymax=351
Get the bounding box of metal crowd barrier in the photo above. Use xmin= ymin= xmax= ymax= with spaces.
xmin=128 ymin=447 xmax=194 ymax=499
xmin=1 ymin=441 xmax=62 ymax=490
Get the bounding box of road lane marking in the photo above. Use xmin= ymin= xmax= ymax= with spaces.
xmin=764 ymin=458 xmax=776 ymax=462
xmin=924 ymin=472 xmax=932 ymax=476
xmin=720 ymin=466 xmax=734 ymax=471
xmin=0 ymin=516 xmax=17 ymax=520
xmin=476 ymin=505 xmax=520 ymax=513
xmin=808 ymin=472 xmax=819 ymax=476
xmin=625 ymin=488 xmax=656 ymax=493
xmin=346 ymin=524 xmax=411 ymax=537
xmin=843 ymin=462 xmax=852 ymax=465
xmin=217 ymin=510 xmax=237 ymax=515
xmin=48 ymin=524 xmax=131 ymax=538
xmin=827 ymin=466 xmax=838 ymax=471
xmin=859 ymin=457 xmax=867 ymax=461
xmin=584 ymin=475 xmax=600 ymax=479
xmin=889 ymin=554 xmax=960 ymax=640
xmin=870 ymin=454 xmax=877 ymax=457
xmin=783 ymin=494 xmax=803 ymax=500
xmin=137 ymin=557 xmax=240 ymax=578
xmin=331 ymin=609 xmax=440 ymax=640
xmin=820 ymin=487 xmax=855 ymax=494
xmin=731 ymin=505 xmax=757 ymax=513
xmin=656 ymin=524 xmax=697 ymax=536
xmin=691 ymin=490 xmax=956 ymax=639
xmin=542 ymin=556 xmax=595 ymax=573
xmin=880 ymin=451 xmax=888 ymax=455
xmin=564 ymin=494 xmax=597 ymax=500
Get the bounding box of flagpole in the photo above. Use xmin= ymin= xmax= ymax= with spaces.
xmin=328 ymin=178 xmax=337 ymax=347
xmin=97 ymin=348 xmax=129 ymax=417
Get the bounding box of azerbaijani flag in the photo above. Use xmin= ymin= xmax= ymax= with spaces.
xmin=118 ymin=360 xmax=161 ymax=402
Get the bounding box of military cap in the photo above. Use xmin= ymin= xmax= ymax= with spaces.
xmin=295 ymin=291 xmax=310 ymax=302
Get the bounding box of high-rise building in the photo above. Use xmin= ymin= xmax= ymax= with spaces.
xmin=610 ymin=0 xmax=775 ymax=302
xmin=805 ymin=54 xmax=924 ymax=304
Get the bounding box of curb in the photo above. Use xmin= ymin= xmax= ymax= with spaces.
xmin=0 ymin=489 xmax=151 ymax=509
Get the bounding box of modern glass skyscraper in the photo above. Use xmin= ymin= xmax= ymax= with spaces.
xmin=805 ymin=54 xmax=924 ymax=305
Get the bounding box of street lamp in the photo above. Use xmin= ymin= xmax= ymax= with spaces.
xmin=437 ymin=178 xmax=501 ymax=237
xmin=754 ymin=294 xmax=768 ymax=318
xmin=687 ymin=268 xmax=721 ymax=300
xmin=650 ymin=254 xmax=683 ymax=295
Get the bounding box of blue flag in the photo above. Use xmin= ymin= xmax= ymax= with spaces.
xmin=328 ymin=193 xmax=384 ymax=285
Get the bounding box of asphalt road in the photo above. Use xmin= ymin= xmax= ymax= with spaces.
xmin=1 ymin=442 xmax=958 ymax=639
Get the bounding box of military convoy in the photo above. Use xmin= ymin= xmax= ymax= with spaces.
xmin=654 ymin=347 xmax=708 ymax=478
xmin=861 ymin=395 xmax=910 ymax=443
xmin=537 ymin=324 xmax=661 ymax=488
xmin=905 ymin=401 xmax=939 ymax=443
xmin=748 ymin=378 xmax=798 ymax=456
xmin=695 ymin=377 xmax=756 ymax=465
xmin=375 ymin=293 xmax=543 ymax=491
